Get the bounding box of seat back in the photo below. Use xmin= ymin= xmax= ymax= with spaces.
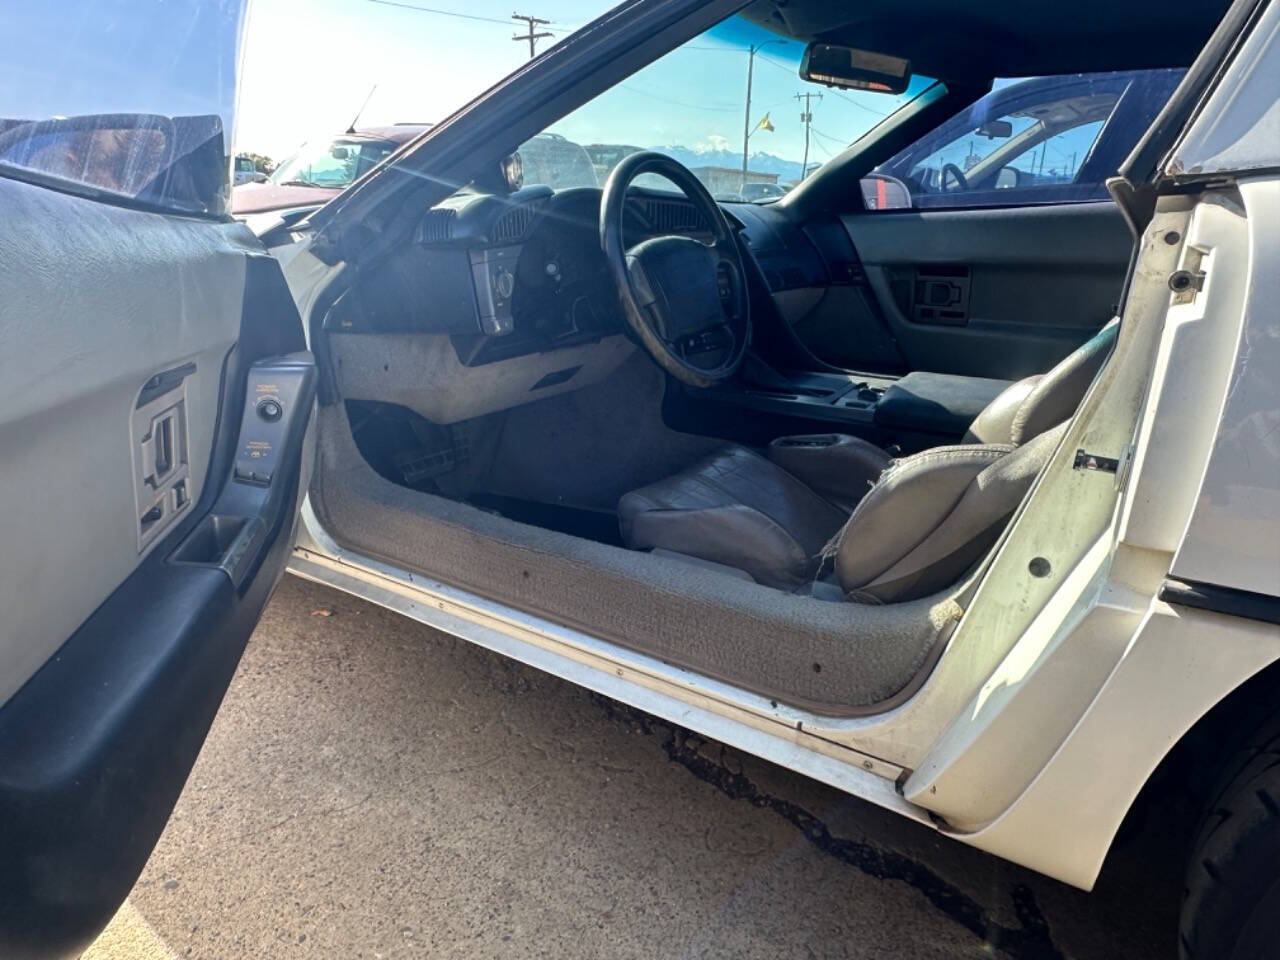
xmin=831 ymin=423 xmax=1067 ymax=603
xmin=966 ymin=319 xmax=1118 ymax=446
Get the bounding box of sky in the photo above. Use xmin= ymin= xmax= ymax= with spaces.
xmin=235 ymin=0 xmax=604 ymax=160
xmin=234 ymin=0 xmax=921 ymax=168
xmin=0 ymin=0 xmax=932 ymax=178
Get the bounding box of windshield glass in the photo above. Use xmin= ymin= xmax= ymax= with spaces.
xmin=519 ymin=14 xmax=935 ymax=201
xmin=269 ymin=137 xmax=397 ymax=188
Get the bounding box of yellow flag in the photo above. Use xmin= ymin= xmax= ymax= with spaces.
xmin=756 ymin=112 xmax=775 ymax=133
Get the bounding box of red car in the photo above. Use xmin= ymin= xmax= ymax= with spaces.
xmin=232 ymin=123 xmax=430 ymax=215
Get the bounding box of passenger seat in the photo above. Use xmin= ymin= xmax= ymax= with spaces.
xmin=618 ymin=320 xmax=1119 ymax=597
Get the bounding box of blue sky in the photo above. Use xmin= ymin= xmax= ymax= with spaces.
xmin=236 ymin=1 xmax=921 ymax=165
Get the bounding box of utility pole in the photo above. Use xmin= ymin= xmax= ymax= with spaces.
xmin=794 ymin=91 xmax=822 ymax=180
xmin=512 ymin=12 xmax=552 ymax=59
xmin=741 ymin=39 xmax=786 ymax=192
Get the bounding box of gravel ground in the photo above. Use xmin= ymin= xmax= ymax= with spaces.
xmin=84 ymin=574 xmax=1185 ymax=960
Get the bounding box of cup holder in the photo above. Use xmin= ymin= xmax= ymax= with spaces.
xmin=171 ymin=515 xmax=248 ymax=563
xmin=170 ymin=514 xmax=264 ymax=586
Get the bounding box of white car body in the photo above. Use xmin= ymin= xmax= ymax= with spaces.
xmin=0 ymin=0 xmax=1276 ymax=956
xmin=281 ymin=0 xmax=1280 ymax=892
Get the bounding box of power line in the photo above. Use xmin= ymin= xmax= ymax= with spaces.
xmin=809 ymin=126 xmax=847 ymax=147
xmin=366 ymin=0 xmax=535 ymax=28
xmin=619 ymin=84 xmax=739 ymax=113
xmin=754 ymin=53 xmax=890 ymax=118
xmin=366 ymin=0 xmax=575 ymax=33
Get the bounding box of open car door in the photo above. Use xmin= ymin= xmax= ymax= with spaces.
xmin=0 ymin=3 xmax=315 ymax=957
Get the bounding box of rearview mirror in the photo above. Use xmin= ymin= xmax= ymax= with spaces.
xmin=330 ymin=146 xmax=350 ymax=160
xmin=976 ymin=120 xmax=1013 ymax=139
xmin=800 ymin=43 xmax=911 ymax=94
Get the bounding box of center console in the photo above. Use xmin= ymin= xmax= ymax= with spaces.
xmin=670 ymin=364 xmax=1013 ymax=453
xmin=742 ymin=369 xmax=897 ymax=424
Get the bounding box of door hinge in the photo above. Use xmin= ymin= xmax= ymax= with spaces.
xmin=1074 ymin=444 xmax=1136 ymax=489
xmin=1074 ymin=448 xmax=1120 ymax=473
xmin=1168 ymin=268 xmax=1206 ymax=297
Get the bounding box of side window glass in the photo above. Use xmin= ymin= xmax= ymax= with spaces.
xmin=861 ymin=69 xmax=1184 ymax=211
xmin=0 ymin=0 xmax=246 ymax=217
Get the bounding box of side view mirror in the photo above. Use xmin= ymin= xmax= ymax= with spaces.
xmin=995 ymin=166 xmax=1021 ymax=189
xmin=800 ymin=43 xmax=911 ymax=94
xmin=976 ymin=120 xmax=1013 ymax=139
xmin=859 ymin=173 xmax=912 ymax=210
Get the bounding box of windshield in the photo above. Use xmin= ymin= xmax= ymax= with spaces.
xmin=269 ymin=137 xmax=397 ymax=188
xmin=519 ymin=14 xmax=935 ymax=201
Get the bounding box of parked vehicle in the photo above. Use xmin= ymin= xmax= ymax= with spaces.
xmin=859 ymin=70 xmax=1186 ymax=210
xmin=231 ymin=123 xmax=430 ymax=214
xmin=741 ymin=181 xmax=788 ymax=202
xmin=2 ymin=1 xmax=1277 ymax=958
xmin=233 ymin=154 xmax=268 ymax=185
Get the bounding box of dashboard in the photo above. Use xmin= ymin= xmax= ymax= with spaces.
xmin=322 ymin=179 xmax=866 ymax=375
xmin=324 ymin=184 xmax=733 ymax=366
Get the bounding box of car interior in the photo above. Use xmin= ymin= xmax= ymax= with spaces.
xmin=293 ymin=0 xmax=1232 ymax=716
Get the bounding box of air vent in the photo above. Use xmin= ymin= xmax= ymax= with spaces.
xmin=419 ymin=208 xmax=456 ymax=243
xmin=492 ymin=201 xmax=543 ymax=243
xmin=638 ymin=198 xmax=705 ymax=233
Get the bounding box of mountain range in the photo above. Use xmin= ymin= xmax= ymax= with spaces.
xmin=650 ymin=144 xmax=810 ymax=183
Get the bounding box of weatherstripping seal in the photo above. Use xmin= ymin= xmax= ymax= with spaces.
xmin=1159 ymin=577 xmax=1280 ymax=626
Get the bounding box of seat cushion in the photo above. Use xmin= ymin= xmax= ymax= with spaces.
xmin=618 ymin=445 xmax=848 ymax=589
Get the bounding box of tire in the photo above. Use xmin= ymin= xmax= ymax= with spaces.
xmin=1180 ymin=707 xmax=1280 ymax=960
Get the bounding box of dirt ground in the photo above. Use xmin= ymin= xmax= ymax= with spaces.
xmin=85 ymin=574 xmax=1185 ymax=960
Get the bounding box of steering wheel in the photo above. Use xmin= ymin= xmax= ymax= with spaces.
xmin=940 ymin=162 xmax=970 ymax=192
xmin=600 ymin=152 xmax=750 ymax=388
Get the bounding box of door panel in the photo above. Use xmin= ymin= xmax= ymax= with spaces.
xmin=0 ymin=175 xmax=313 ymax=959
xmin=0 ymin=176 xmax=252 ymax=704
xmin=842 ymin=201 xmax=1131 ymax=379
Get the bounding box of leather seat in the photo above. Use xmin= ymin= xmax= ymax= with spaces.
xmin=619 ymin=321 xmax=1117 ymax=599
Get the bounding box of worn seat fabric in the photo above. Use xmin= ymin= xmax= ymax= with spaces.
xmin=618 ymin=445 xmax=848 ymax=589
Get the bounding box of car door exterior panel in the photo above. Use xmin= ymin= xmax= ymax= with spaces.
xmin=844 ymin=201 xmax=1131 ymax=379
